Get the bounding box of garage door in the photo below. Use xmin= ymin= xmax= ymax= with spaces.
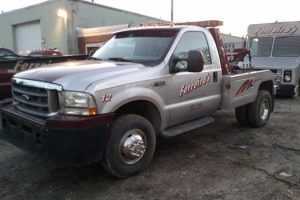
xmin=15 ymin=21 xmax=41 ymax=55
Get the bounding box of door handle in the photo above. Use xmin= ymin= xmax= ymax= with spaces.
xmin=213 ymin=72 xmax=218 ymax=82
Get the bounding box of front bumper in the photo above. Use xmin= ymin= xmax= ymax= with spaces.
xmin=276 ymin=84 xmax=295 ymax=96
xmin=1 ymin=105 xmax=114 ymax=164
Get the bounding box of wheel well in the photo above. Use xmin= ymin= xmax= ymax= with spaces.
xmin=115 ymin=101 xmax=161 ymax=135
xmin=259 ymin=80 xmax=274 ymax=111
xmin=259 ymin=81 xmax=273 ymax=95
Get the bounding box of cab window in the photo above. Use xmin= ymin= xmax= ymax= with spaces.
xmin=172 ymin=32 xmax=211 ymax=72
xmin=272 ymin=36 xmax=300 ymax=57
xmin=250 ymin=37 xmax=273 ymax=57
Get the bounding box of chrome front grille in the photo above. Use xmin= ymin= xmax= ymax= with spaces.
xmin=12 ymin=78 xmax=62 ymax=117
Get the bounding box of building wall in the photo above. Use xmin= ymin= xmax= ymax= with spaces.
xmin=77 ymin=24 xmax=130 ymax=54
xmin=0 ymin=0 xmax=164 ymax=55
xmin=221 ymin=33 xmax=246 ymax=52
xmin=0 ymin=0 xmax=67 ymax=54
xmin=68 ymin=1 xmax=164 ymax=54
xmin=78 ymin=34 xmax=112 ymax=54
xmin=74 ymin=1 xmax=161 ymax=28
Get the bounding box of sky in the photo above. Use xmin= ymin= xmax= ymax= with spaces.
xmin=1 ymin=0 xmax=300 ymax=37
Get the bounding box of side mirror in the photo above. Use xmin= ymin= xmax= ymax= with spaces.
xmin=169 ymin=55 xmax=180 ymax=73
xmin=187 ymin=50 xmax=204 ymax=72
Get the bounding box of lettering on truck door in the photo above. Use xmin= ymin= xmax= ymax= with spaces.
xmin=166 ymin=31 xmax=221 ymax=126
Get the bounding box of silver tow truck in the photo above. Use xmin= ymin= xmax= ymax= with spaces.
xmin=1 ymin=24 xmax=275 ymax=178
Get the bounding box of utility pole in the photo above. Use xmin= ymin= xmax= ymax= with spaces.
xmin=171 ymin=0 xmax=174 ymax=22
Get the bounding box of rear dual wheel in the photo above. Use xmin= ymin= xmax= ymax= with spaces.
xmin=294 ymin=81 xmax=300 ymax=97
xmin=235 ymin=90 xmax=272 ymax=128
xmin=235 ymin=104 xmax=249 ymax=126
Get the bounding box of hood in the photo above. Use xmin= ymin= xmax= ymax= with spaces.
xmin=252 ymin=57 xmax=300 ymax=70
xmin=14 ymin=60 xmax=147 ymax=91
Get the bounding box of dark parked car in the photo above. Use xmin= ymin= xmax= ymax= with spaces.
xmin=28 ymin=48 xmax=63 ymax=57
xmin=0 ymin=48 xmax=21 ymax=60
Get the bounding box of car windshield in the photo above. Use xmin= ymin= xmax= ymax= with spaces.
xmin=249 ymin=37 xmax=273 ymax=57
xmin=0 ymin=50 xmax=13 ymax=57
xmin=92 ymin=29 xmax=178 ymax=66
xmin=272 ymin=36 xmax=300 ymax=57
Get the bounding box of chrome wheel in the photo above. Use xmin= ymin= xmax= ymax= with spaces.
xmin=260 ymin=99 xmax=269 ymax=121
xmin=119 ymin=129 xmax=147 ymax=165
xmin=248 ymin=90 xmax=272 ymax=128
xmin=103 ymin=114 xmax=156 ymax=178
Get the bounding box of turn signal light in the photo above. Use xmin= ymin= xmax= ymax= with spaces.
xmin=88 ymin=108 xmax=97 ymax=116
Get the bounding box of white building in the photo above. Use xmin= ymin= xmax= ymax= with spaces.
xmin=0 ymin=0 xmax=164 ymax=54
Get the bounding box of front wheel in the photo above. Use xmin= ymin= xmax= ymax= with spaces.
xmin=102 ymin=114 xmax=156 ymax=178
xmin=248 ymin=90 xmax=273 ymax=128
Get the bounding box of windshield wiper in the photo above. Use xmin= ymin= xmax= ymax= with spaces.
xmin=107 ymin=57 xmax=132 ymax=62
xmin=90 ymin=57 xmax=102 ymax=61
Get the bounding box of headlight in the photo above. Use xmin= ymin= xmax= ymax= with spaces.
xmin=63 ymin=91 xmax=97 ymax=116
xmin=284 ymin=75 xmax=291 ymax=82
xmin=283 ymin=70 xmax=292 ymax=82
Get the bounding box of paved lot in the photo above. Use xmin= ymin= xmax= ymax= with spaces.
xmin=0 ymin=97 xmax=300 ymax=200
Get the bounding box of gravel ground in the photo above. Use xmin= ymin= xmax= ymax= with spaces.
xmin=0 ymin=97 xmax=300 ymax=200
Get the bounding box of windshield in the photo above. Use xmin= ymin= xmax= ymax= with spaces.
xmin=249 ymin=37 xmax=273 ymax=57
xmin=0 ymin=49 xmax=19 ymax=60
xmin=272 ymin=36 xmax=300 ymax=57
xmin=0 ymin=50 xmax=13 ymax=57
xmin=92 ymin=29 xmax=178 ymax=66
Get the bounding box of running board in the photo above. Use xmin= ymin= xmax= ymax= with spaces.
xmin=161 ymin=116 xmax=215 ymax=138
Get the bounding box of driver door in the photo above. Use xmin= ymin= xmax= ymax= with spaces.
xmin=166 ymin=31 xmax=221 ymax=126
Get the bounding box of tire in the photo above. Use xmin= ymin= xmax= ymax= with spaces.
xmin=294 ymin=81 xmax=300 ymax=97
xmin=102 ymin=114 xmax=156 ymax=178
xmin=235 ymin=104 xmax=249 ymax=126
xmin=248 ymin=90 xmax=272 ymax=128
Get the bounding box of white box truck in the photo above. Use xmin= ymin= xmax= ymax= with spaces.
xmin=248 ymin=21 xmax=300 ymax=97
